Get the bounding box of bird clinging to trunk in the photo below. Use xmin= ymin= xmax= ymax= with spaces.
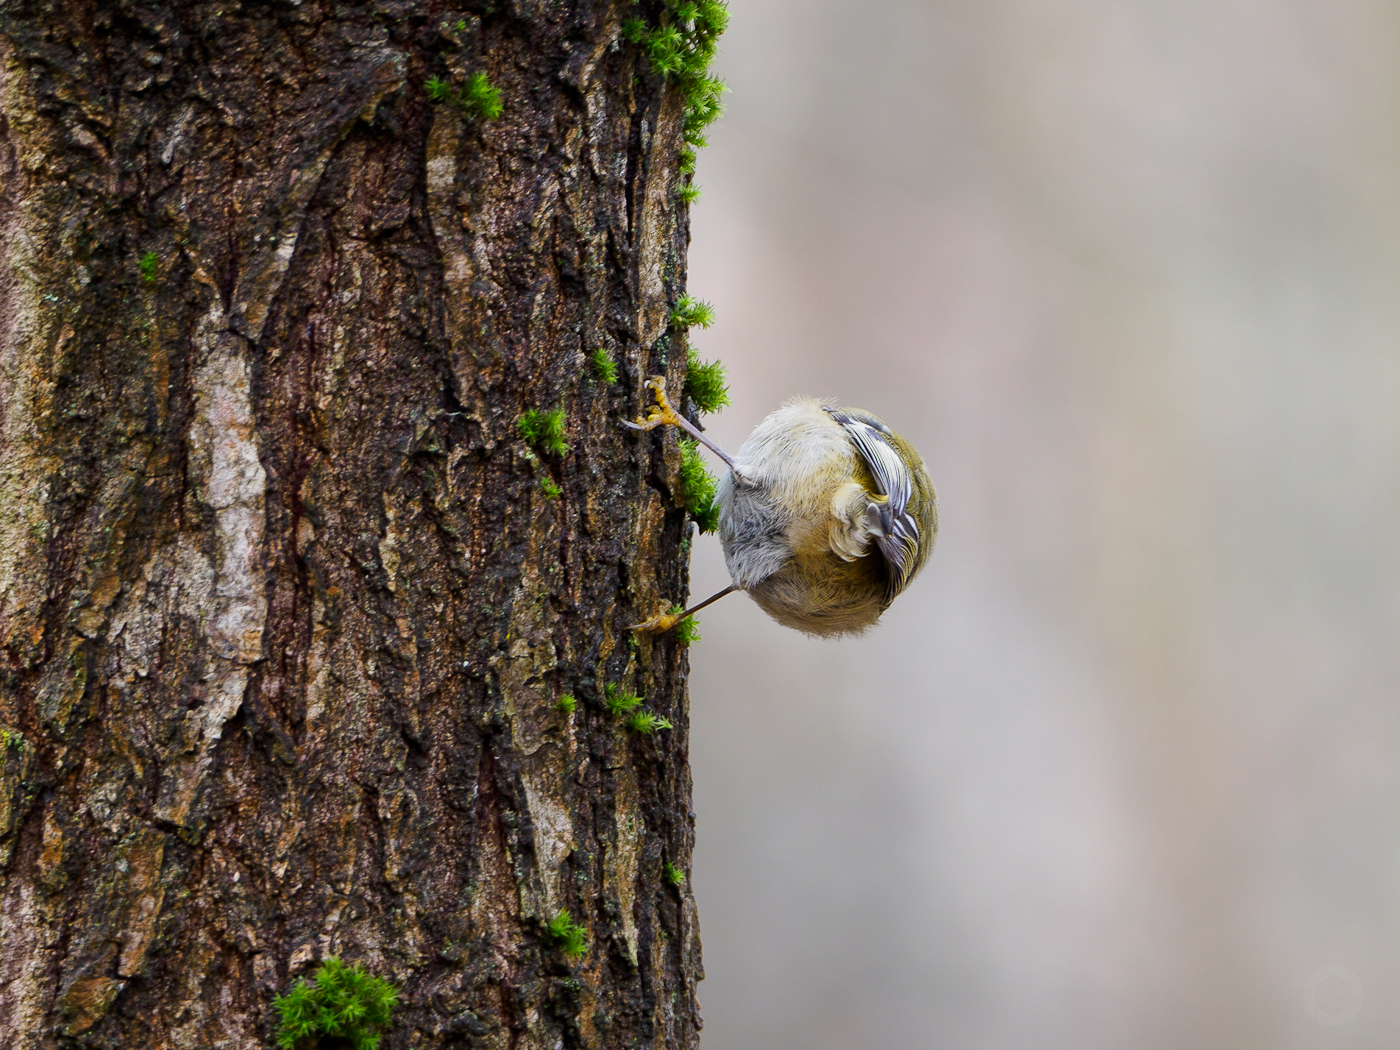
xmin=626 ymin=377 xmax=938 ymax=636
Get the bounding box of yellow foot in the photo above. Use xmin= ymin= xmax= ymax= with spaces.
xmin=624 ymin=376 xmax=687 ymax=432
xmin=628 ymin=605 xmax=684 ymax=633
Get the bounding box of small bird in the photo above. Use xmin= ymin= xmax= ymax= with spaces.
xmin=626 ymin=377 xmax=937 ymax=636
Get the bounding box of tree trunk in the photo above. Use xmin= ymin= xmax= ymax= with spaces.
xmin=0 ymin=3 xmax=703 ymax=1047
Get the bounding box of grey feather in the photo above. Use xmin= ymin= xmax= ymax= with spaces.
xmin=715 ymin=470 xmax=792 ymax=589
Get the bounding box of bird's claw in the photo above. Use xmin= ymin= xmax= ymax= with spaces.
xmin=628 ymin=605 xmax=684 ymax=633
xmin=626 ymin=376 xmax=686 ymax=432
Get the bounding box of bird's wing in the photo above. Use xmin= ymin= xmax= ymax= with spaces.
xmin=826 ymin=408 xmax=921 ymax=602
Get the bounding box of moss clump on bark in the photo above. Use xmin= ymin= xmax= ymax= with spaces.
xmin=517 ymin=408 xmax=569 ymax=456
xmin=273 ymin=957 xmax=399 ymax=1050
xmin=666 ymin=604 xmax=702 ymax=644
xmin=424 ymin=71 xmax=503 ymax=120
xmin=604 ymin=683 xmax=643 ymax=716
xmin=605 ymin=684 xmax=673 ymax=733
xmin=682 ymin=346 xmax=729 ymax=414
xmin=678 ymin=440 xmax=719 ymax=533
xmin=544 ymin=910 xmax=589 ymax=959
xmin=622 ymin=0 xmax=729 ymax=174
xmin=625 ymin=710 xmax=674 ymax=734
xmin=589 ymin=347 xmax=619 ymax=384
xmin=669 ymin=295 xmax=714 ymax=331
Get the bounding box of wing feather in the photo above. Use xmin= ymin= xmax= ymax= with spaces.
xmin=825 ymin=408 xmax=923 ymax=602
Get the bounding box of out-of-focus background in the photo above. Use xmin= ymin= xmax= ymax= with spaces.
xmin=683 ymin=2 xmax=1400 ymax=1047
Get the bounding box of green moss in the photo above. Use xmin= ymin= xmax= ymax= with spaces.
xmin=539 ymin=477 xmax=562 ymax=499
xmin=626 ymin=1 xmax=728 ymax=142
xmin=545 ymin=909 xmax=589 ymax=959
xmin=668 ymin=605 xmax=701 ymax=644
xmin=460 ymin=72 xmax=503 ymax=119
xmin=138 ymin=251 xmax=159 ymax=284
xmin=0 ymin=726 xmax=23 ymax=752
xmin=606 ymin=683 xmax=672 ymax=733
xmin=678 ymin=439 xmax=719 ymax=533
xmin=604 ymin=683 xmax=643 ymax=716
xmin=663 ymin=861 xmax=686 ymax=886
xmin=683 ymin=346 xmax=729 ymax=413
xmin=675 ymin=182 xmax=702 ymax=204
xmin=424 ymin=72 xmax=503 ymax=120
xmin=273 ymin=957 xmax=399 ymax=1050
xmin=670 ymin=295 xmax=714 ymax=331
xmin=590 ymin=347 xmax=619 ymax=384
xmin=518 ymin=408 xmax=569 ymax=456
xmin=556 ymin=694 xmax=577 ymax=714
xmin=625 ymin=710 xmax=673 ymax=734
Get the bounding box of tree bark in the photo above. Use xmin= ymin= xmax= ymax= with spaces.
xmin=0 ymin=2 xmax=703 ymax=1047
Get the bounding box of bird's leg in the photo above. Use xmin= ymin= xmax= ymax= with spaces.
xmin=629 ymin=586 xmax=737 ymax=633
xmin=624 ymin=376 xmax=736 ymax=469
xmin=624 ymin=380 xmax=744 ymax=633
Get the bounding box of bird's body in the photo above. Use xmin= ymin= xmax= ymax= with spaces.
xmin=626 ymin=380 xmax=937 ymax=636
xmin=717 ymin=398 xmax=937 ymax=635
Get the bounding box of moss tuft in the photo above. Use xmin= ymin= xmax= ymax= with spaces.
xmin=625 ymin=710 xmax=674 ymax=734
xmin=664 ymin=861 xmax=686 ymax=886
xmin=670 ymin=295 xmax=714 ymax=331
xmin=459 ymin=72 xmax=504 ymax=119
xmin=624 ymin=0 xmax=729 ymax=156
xmin=678 ymin=440 xmax=719 ymax=533
xmin=683 ymin=346 xmax=729 ymax=414
xmin=545 ymin=909 xmax=589 ymax=959
xmin=604 ymin=683 xmax=643 ymax=716
xmin=607 ymin=684 xmax=673 ymax=733
xmin=425 ymin=72 xmax=503 ymax=120
xmin=518 ymin=408 xmax=569 ymax=456
xmin=273 ymin=957 xmax=398 ymax=1050
xmin=424 ymin=75 xmax=453 ymax=102
xmin=138 ymin=251 xmax=159 ymax=284
xmin=590 ymin=347 xmax=619 ymax=384
xmin=668 ymin=605 xmax=701 ymax=644
xmin=556 ymin=694 xmax=577 ymax=714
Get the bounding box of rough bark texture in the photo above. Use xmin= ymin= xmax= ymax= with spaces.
xmin=0 ymin=2 xmax=704 ymax=1046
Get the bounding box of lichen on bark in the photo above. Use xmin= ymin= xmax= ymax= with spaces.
xmin=0 ymin=2 xmax=706 ymax=1047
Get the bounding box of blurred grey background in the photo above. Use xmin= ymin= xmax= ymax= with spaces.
xmin=682 ymin=1 xmax=1400 ymax=1047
